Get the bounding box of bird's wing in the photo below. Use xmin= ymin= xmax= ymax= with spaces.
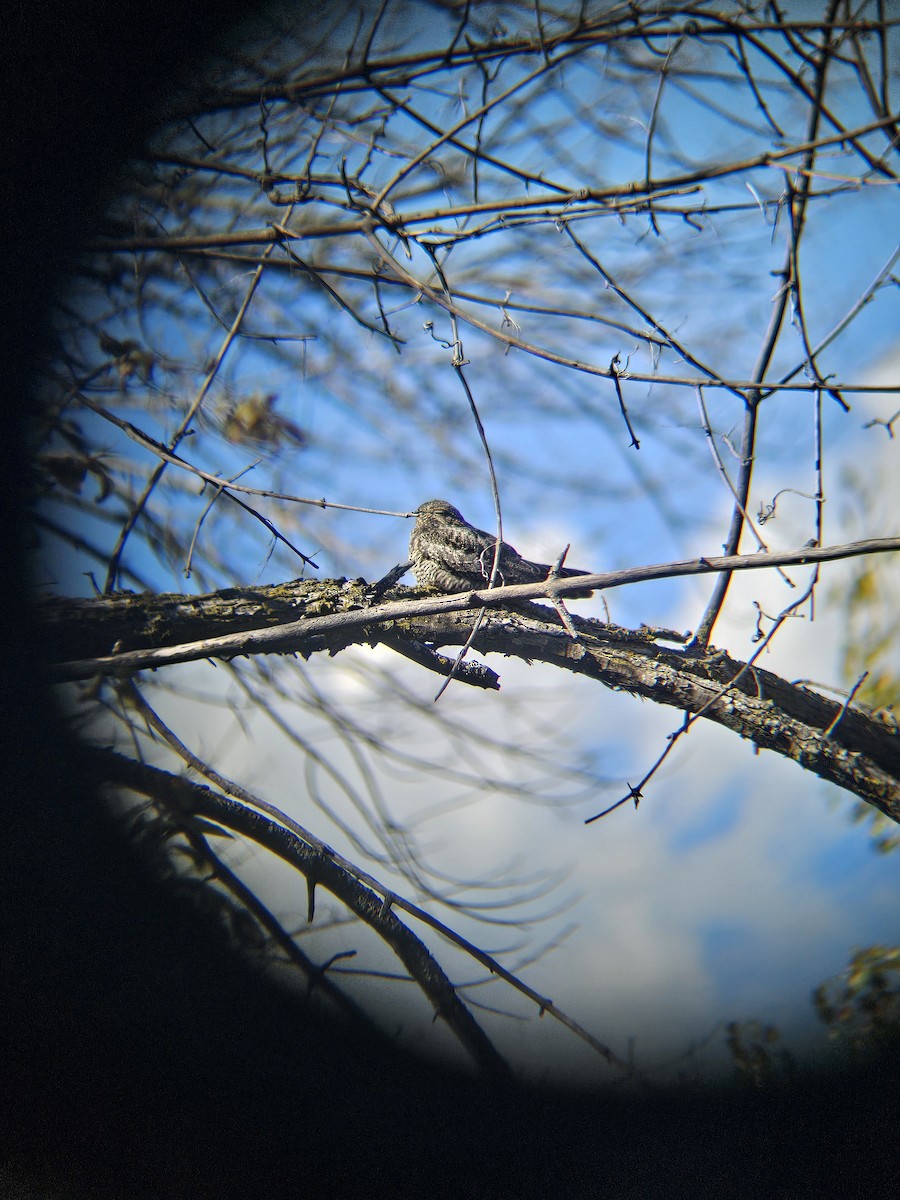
xmin=461 ymin=522 xmax=548 ymax=584
xmin=438 ymin=528 xmax=496 ymax=580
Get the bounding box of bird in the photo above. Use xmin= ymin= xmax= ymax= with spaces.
xmin=408 ymin=499 xmax=593 ymax=596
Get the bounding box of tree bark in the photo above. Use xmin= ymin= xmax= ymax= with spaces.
xmin=38 ymin=575 xmax=900 ymax=822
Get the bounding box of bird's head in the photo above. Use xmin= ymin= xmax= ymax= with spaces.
xmin=414 ymin=499 xmax=465 ymax=521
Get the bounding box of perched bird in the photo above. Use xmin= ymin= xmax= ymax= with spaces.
xmin=409 ymin=499 xmax=593 ymax=595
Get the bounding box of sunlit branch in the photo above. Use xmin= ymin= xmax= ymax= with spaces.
xmin=44 ymin=537 xmax=900 ymax=683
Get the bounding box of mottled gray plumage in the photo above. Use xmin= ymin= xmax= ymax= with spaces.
xmin=409 ymin=499 xmax=593 ymax=595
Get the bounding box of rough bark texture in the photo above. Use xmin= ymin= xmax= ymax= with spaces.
xmin=36 ymin=577 xmax=360 ymax=661
xmin=39 ymin=578 xmax=900 ymax=822
xmin=427 ymin=607 xmax=900 ymax=823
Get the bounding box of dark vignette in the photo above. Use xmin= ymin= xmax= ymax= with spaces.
xmin=0 ymin=3 xmax=896 ymax=1196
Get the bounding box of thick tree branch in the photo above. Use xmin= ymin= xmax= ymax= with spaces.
xmin=437 ymin=608 xmax=899 ymax=824
xmin=85 ymin=746 xmax=626 ymax=1073
xmin=86 ymin=746 xmax=510 ymax=1078
xmin=40 ymin=536 xmax=900 ymax=820
xmin=39 ymin=537 xmax=900 ymax=669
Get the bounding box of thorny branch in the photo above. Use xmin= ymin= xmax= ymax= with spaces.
xmin=88 ymin=743 xmax=626 ymax=1075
